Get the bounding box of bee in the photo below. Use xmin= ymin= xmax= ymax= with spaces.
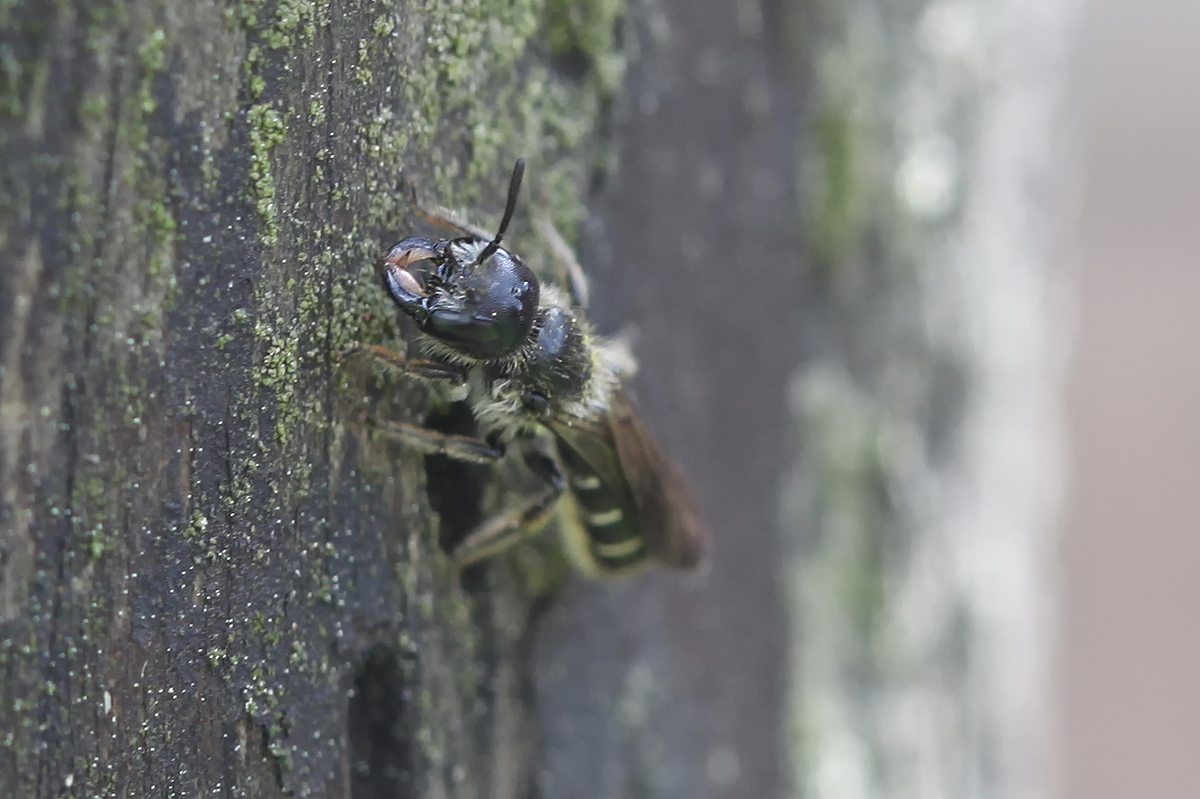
xmin=347 ymin=159 xmax=707 ymax=578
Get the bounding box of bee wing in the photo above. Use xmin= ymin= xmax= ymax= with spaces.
xmin=547 ymin=414 xmax=627 ymax=490
xmin=605 ymin=390 xmax=709 ymax=571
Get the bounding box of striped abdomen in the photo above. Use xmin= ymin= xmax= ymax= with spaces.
xmin=555 ymin=442 xmax=647 ymax=576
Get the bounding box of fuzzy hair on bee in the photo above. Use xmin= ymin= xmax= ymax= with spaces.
xmin=467 ymin=289 xmax=623 ymax=441
xmin=348 ymin=159 xmax=708 ymax=578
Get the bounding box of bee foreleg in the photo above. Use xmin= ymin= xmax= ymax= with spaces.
xmin=340 ymin=343 xmax=466 ymax=383
xmin=367 ymin=419 xmax=503 ymax=464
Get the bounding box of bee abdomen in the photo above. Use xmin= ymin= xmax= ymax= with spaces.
xmin=565 ymin=461 xmax=646 ymax=572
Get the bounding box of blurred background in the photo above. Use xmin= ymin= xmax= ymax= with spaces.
xmin=1063 ymin=1 xmax=1200 ymax=798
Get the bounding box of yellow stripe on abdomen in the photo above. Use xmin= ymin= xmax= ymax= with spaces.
xmin=593 ymin=538 xmax=644 ymax=559
xmin=571 ymin=473 xmax=602 ymax=490
xmin=587 ymin=507 xmax=624 ymax=526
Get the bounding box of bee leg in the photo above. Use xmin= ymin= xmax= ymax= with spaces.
xmin=452 ymin=450 xmax=567 ymax=568
xmin=533 ymin=214 xmax=590 ymax=309
xmin=340 ymin=343 xmax=466 ymax=384
xmin=403 ymin=182 xmax=494 ymax=240
xmin=367 ymin=419 xmax=503 ymax=464
xmin=414 ymin=205 xmax=494 ymax=241
xmin=451 ymin=489 xmax=561 ymax=569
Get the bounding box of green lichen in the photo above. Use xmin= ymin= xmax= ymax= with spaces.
xmin=0 ymin=4 xmax=51 ymax=120
xmin=806 ymin=107 xmax=865 ymax=270
xmin=799 ymin=11 xmax=888 ymax=279
xmin=267 ymin=0 xmax=317 ymax=49
xmin=224 ymin=0 xmax=263 ymax=32
xmin=0 ymin=42 xmax=21 ymax=117
xmin=394 ymin=0 xmax=607 ymax=199
xmin=123 ymin=27 xmax=179 ymax=287
xmin=245 ymin=45 xmax=266 ymax=99
xmin=85 ymin=525 xmax=109 ymax=561
xmin=355 ymin=45 xmax=374 ymax=85
xmin=182 ymin=511 xmax=209 ymax=545
xmin=791 ymin=367 xmax=897 ymax=623
xmin=547 ymin=0 xmax=627 ymax=96
xmin=307 ymin=98 xmax=325 ymax=125
xmin=79 ymin=93 xmax=106 ymax=126
xmin=247 ymin=103 xmax=286 ymax=247
xmin=372 ymin=13 xmax=395 ymax=38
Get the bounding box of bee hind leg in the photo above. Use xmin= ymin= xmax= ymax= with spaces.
xmin=452 ymin=450 xmax=566 ymax=569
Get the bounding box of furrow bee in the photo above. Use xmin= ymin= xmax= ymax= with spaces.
xmin=347 ymin=160 xmax=707 ymax=578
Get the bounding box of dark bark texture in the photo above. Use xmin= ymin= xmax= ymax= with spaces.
xmin=0 ymin=0 xmax=627 ymax=796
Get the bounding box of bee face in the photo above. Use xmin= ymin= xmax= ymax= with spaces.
xmin=380 ymin=235 xmax=540 ymax=361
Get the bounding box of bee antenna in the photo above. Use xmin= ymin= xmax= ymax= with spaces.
xmin=476 ymin=158 xmax=525 ymax=265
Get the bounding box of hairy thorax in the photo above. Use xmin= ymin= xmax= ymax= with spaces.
xmin=422 ymin=285 xmax=619 ymax=441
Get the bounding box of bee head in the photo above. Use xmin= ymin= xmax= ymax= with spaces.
xmin=380 ymin=236 xmax=539 ymax=360
xmin=379 ymin=160 xmax=539 ymax=361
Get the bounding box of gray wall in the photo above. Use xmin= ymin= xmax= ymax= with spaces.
xmin=1063 ymin=1 xmax=1200 ymax=797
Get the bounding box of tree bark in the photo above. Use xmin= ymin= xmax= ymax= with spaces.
xmin=0 ymin=0 xmax=619 ymax=795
